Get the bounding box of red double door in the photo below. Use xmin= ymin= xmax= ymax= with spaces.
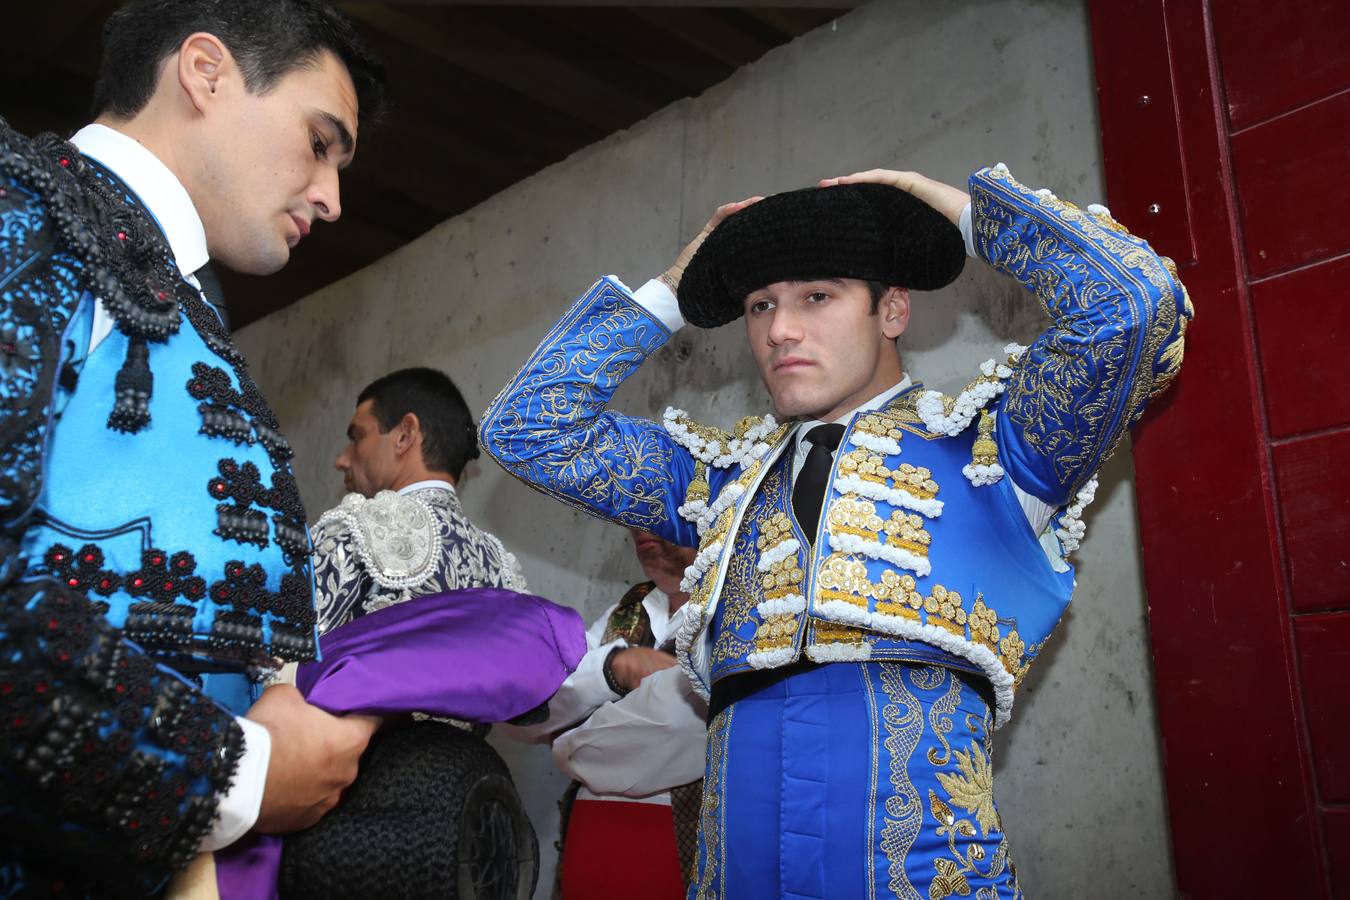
xmin=1089 ymin=1 xmax=1350 ymax=896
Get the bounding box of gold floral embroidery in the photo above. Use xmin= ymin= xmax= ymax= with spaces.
xmin=815 ymin=554 xmax=997 ymax=640
xmin=878 ymin=663 xmax=925 ymax=900
xmin=478 ymin=286 xmax=682 ymax=530
xmin=930 ymin=857 xmax=971 ymax=899
xmin=974 ymin=166 xmax=1191 ymax=499
xmin=925 ymin=585 xmax=969 ymax=636
xmin=711 ymin=465 xmax=789 ymax=667
xmin=999 ymin=631 xmax=1028 ymax=688
xmin=811 ymin=621 xmax=871 ymax=647
xmin=811 ymin=559 xmax=1036 ymax=693
xmin=816 ymin=554 xmax=871 ymax=609
xmin=865 ymin=395 xmax=940 ymax=439
xmin=693 ymin=706 xmax=733 ymax=900
xmin=873 ymin=570 xmax=925 ymax=620
xmin=927 ymin=726 xmax=1021 ymax=899
xmin=935 ymin=745 xmax=999 ymax=837
xmin=855 ymin=411 xmax=908 ymax=442
xmin=924 ymin=670 xmax=963 ymax=767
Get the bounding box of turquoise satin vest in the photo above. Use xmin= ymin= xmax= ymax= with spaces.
xmin=17 ymin=160 xmax=316 ymax=668
xmin=20 ymin=297 xmax=316 ymax=665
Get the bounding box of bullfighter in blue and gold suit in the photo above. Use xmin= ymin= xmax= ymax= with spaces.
xmin=481 ymin=165 xmax=1192 ymax=898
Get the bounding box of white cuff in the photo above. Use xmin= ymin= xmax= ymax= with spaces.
xmin=631 ymin=278 xmax=685 ymax=333
xmin=958 ymin=202 xmax=977 ymax=258
xmin=570 ymin=638 xmax=628 ymax=707
xmin=198 ymin=717 xmax=271 ymax=852
xmin=495 ymin=638 xmax=628 ymax=742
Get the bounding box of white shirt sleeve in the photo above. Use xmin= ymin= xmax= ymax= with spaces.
xmin=495 ymin=604 xmax=625 ymax=743
xmin=1012 ymin=483 xmax=1056 ymax=539
xmin=552 ymin=664 xmax=708 ymax=797
xmin=630 ymin=277 xmax=686 ymax=333
xmin=198 ymin=716 xmax=271 ymax=852
xmin=959 ymin=202 xmax=977 ymax=258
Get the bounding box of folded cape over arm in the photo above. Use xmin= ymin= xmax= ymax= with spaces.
xmin=215 ymin=588 xmax=587 ymax=900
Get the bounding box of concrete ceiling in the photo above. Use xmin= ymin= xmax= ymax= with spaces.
xmin=2 ymin=0 xmax=852 ymax=328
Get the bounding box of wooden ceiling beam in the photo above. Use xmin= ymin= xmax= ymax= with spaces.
xmin=526 ymin=7 xmax=736 ymax=95
xmin=360 ymin=31 xmax=601 ymax=158
xmin=342 ymin=3 xmax=652 ymax=133
xmin=743 ymin=7 xmax=842 ymax=35
xmin=364 ymin=0 xmax=858 ymax=7
xmin=627 ymin=8 xmax=775 ymax=68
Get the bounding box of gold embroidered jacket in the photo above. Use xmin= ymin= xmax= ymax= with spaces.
xmin=480 ymin=165 xmax=1191 ymax=726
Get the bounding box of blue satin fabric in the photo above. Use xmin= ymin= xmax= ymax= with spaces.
xmin=197 ymin=672 xmax=260 ymax=714
xmin=20 ymin=311 xmax=315 ymax=653
xmin=693 ymin=662 xmax=1021 ymax=900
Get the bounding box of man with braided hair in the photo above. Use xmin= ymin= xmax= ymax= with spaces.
xmin=480 ymin=164 xmax=1192 ymax=896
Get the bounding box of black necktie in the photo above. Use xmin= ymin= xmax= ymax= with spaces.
xmin=192 ymin=262 xmax=230 ymax=331
xmin=792 ymin=423 xmax=846 ymax=544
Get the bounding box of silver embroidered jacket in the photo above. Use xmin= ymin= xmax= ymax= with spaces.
xmin=311 ymin=484 xmax=526 ymax=632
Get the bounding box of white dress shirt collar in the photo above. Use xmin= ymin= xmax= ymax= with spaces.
xmin=798 ymin=374 xmax=914 ymax=435
xmin=790 ymin=375 xmax=915 ymax=480
xmin=642 ymin=586 xmax=676 ymax=645
xmin=70 ymin=124 xmax=208 ymax=276
xmin=397 ymin=479 xmax=457 ymax=496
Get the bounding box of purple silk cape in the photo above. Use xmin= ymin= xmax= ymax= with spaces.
xmin=213 ymin=588 xmax=586 ymax=900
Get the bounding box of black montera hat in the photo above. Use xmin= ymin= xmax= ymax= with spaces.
xmin=677 ymin=182 xmax=966 ymax=328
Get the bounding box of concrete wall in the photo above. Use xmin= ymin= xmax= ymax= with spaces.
xmin=237 ymin=0 xmax=1176 ymax=894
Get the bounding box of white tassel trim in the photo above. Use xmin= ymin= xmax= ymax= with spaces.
xmin=756 ymin=593 xmax=806 ymax=617
xmin=1054 ymin=475 xmax=1099 ymax=556
xmin=915 ymin=345 xmax=1028 ymax=438
xmin=677 ymin=499 xmax=708 ymax=529
xmin=833 ymin=474 xmax=944 ymax=519
xmin=826 ymin=531 xmax=932 ymax=578
xmin=663 ymin=408 xmax=779 ymax=469
xmin=674 ymin=602 xmax=711 ymax=701
xmin=681 ymin=480 xmax=749 ymax=537
xmin=679 ymin=537 xmax=725 ymax=593
xmin=814 ymin=598 xmax=874 ymax=627
xmin=820 ymin=605 xmax=1018 ymax=728
xmin=805 ymin=642 xmax=872 ymax=663
xmin=747 ymin=647 xmax=798 ymax=669
xmin=850 ymin=431 xmax=901 ymax=456
xmin=962 ymin=463 xmax=1005 ymax=487
xmin=756 ymin=537 xmax=801 ymax=571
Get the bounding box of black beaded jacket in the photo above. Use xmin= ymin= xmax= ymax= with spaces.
xmin=0 ymin=119 xmax=315 ymax=895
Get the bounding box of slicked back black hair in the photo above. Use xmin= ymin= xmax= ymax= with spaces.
xmin=92 ymin=0 xmax=387 ymax=125
xmin=358 ymin=368 xmax=480 ymax=480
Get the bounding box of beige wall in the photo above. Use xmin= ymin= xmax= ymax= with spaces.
xmin=238 ymin=0 xmax=1176 ymax=894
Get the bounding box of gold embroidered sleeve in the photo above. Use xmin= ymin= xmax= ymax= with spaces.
xmin=970 ymin=166 xmax=1194 ymax=505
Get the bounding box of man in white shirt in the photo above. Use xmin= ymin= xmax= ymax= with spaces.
xmin=312 ymin=367 xmax=526 ymax=633
xmin=504 ymin=528 xmax=703 ymax=899
xmin=0 ymin=0 xmax=393 ymax=893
